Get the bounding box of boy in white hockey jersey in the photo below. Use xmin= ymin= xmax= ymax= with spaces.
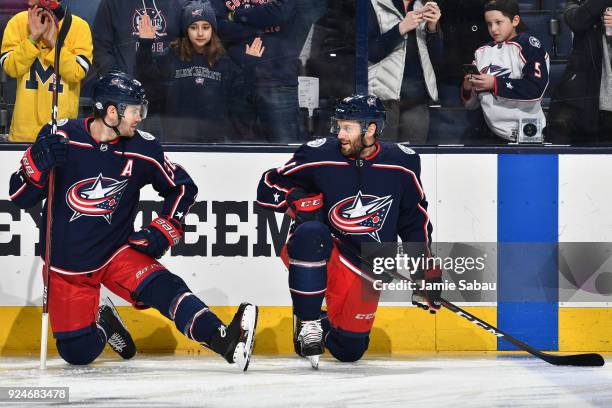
xmin=461 ymin=0 xmax=549 ymax=142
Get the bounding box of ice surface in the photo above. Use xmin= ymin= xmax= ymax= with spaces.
xmin=1 ymin=354 xmax=611 ymax=407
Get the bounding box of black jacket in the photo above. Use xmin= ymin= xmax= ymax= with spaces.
xmin=92 ymin=0 xmax=182 ymax=113
xmin=551 ymin=0 xmax=612 ymax=128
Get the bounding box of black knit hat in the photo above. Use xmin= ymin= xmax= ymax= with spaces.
xmin=181 ymin=0 xmax=217 ymax=34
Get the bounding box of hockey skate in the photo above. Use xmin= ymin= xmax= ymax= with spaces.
xmin=97 ymin=297 xmax=136 ymax=360
xmin=294 ymin=316 xmax=325 ymax=369
xmin=205 ymin=303 xmax=258 ymax=372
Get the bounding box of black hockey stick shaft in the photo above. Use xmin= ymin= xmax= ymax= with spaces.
xmin=40 ymin=7 xmax=72 ymax=370
xmin=331 ymin=236 xmax=604 ymax=367
xmin=439 ymin=298 xmax=604 ymax=366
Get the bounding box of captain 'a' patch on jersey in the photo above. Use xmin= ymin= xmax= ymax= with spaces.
xmin=328 ymin=191 xmax=393 ymax=242
xmin=66 ymin=173 xmax=128 ymax=223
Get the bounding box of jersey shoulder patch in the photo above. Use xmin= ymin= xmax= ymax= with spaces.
xmin=47 ymin=118 xmax=69 ymax=127
xmin=307 ymin=138 xmax=327 ymax=148
xmin=397 ymin=143 xmax=416 ymax=155
xmin=528 ymin=36 xmax=541 ymax=49
xmin=137 ymin=130 xmax=156 ymax=141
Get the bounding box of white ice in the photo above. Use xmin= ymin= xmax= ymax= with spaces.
xmin=1 ymin=354 xmax=611 ymax=407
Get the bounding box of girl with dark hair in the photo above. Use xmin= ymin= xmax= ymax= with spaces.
xmin=136 ymin=0 xmax=263 ymax=142
xmin=461 ymin=0 xmax=549 ymax=142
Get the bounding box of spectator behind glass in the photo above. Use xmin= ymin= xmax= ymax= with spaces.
xmin=93 ymin=0 xmax=182 ymax=140
xmin=546 ymin=0 xmax=612 ymax=144
xmin=135 ymin=0 xmax=263 ymax=143
xmin=0 ymin=0 xmax=92 ymax=142
xmin=212 ymin=0 xmax=300 ymax=143
xmin=294 ymin=0 xmax=327 ymax=52
xmin=368 ymin=0 xmax=443 ymax=144
xmin=461 ymin=0 xmax=549 ymax=142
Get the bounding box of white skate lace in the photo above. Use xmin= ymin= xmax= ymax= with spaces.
xmin=108 ymin=332 xmax=127 ymax=352
xmin=299 ymin=320 xmax=323 ymax=346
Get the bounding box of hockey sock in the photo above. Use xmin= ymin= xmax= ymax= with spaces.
xmin=325 ymin=328 xmax=370 ymax=363
xmin=136 ymin=272 xmax=223 ymax=344
xmin=287 ymin=221 xmax=332 ymax=320
xmin=171 ymin=292 xmax=222 ymax=344
xmin=56 ymin=329 xmax=106 ymax=365
xmin=288 ymin=262 xmax=327 ymax=320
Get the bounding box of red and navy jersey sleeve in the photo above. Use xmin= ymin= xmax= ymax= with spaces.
xmin=395 ymin=147 xmax=433 ymax=256
xmin=8 ymin=124 xmax=55 ymax=208
xmin=256 ymin=140 xmax=328 ymax=212
xmin=496 ymin=34 xmax=549 ymax=101
xmin=146 ymin=142 xmax=198 ymax=222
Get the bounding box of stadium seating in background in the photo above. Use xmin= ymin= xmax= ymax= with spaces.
xmin=518 ymin=1 xmax=541 ymax=11
xmin=542 ymin=59 xmax=567 ymax=107
xmin=521 ymin=10 xmax=553 ymax=52
xmin=542 ymin=0 xmax=567 ymax=12
xmin=62 ymin=0 xmax=102 ymax=26
xmin=553 ymin=9 xmax=573 ymax=58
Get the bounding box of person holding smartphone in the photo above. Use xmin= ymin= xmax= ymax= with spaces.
xmin=0 ymin=0 xmax=93 ymax=142
xmin=461 ymin=0 xmax=549 ymax=142
xmin=368 ymin=0 xmax=443 ymax=144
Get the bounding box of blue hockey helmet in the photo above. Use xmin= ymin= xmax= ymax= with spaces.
xmin=331 ymin=94 xmax=386 ymax=136
xmin=93 ymin=71 xmax=148 ymax=119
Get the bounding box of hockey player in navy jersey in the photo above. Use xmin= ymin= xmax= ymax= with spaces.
xmin=9 ymin=71 xmax=257 ymax=370
xmin=256 ymin=95 xmax=440 ymax=367
xmin=461 ymin=0 xmax=549 ymax=142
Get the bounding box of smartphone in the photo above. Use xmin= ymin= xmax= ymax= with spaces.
xmin=462 ymin=64 xmax=480 ymax=75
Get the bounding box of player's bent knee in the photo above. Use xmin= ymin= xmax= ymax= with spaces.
xmin=56 ymin=330 xmax=106 ymax=365
xmin=325 ymin=330 xmax=369 ymax=363
xmin=287 ymin=221 xmax=332 ymax=262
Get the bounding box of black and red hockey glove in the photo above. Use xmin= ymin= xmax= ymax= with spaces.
xmin=412 ymin=267 xmax=442 ymax=314
xmin=286 ymin=188 xmax=324 ymax=225
xmin=22 ymin=133 xmax=67 ymax=185
xmin=128 ymin=216 xmax=184 ymax=259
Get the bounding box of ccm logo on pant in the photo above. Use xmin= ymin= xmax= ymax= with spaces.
xmin=355 ymin=313 xmax=376 ymax=320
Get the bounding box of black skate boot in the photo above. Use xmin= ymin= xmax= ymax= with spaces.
xmin=294 ymin=316 xmax=324 ymax=369
xmin=205 ymin=303 xmax=258 ymax=372
xmin=97 ymin=297 xmax=136 ymax=360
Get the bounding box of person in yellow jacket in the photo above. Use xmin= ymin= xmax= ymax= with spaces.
xmin=0 ymin=0 xmax=92 ymax=142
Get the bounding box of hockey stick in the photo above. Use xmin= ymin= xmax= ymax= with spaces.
xmin=331 ymin=236 xmax=605 ymax=367
xmin=40 ymin=7 xmax=72 ymax=370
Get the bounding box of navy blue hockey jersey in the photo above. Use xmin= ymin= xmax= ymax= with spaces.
xmin=256 ymin=138 xmax=433 ymax=268
xmin=9 ymin=118 xmax=197 ymax=274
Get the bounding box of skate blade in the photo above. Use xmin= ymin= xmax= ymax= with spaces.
xmin=233 ymin=304 xmax=258 ymax=372
xmin=307 ymin=355 xmax=319 ymax=369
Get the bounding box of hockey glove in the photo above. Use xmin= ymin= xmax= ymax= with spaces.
xmin=22 ymin=133 xmax=67 ymax=184
xmin=128 ymin=217 xmax=184 ymax=259
xmin=286 ymin=188 xmax=324 ymax=225
xmin=412 ymin=267 xmax=442 ymax=314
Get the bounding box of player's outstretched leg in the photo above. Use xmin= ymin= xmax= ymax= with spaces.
xmin=97 ymin=297 xmax=136 ymax=360
xmin=136 ymin=272 xmax=258 ymax=371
